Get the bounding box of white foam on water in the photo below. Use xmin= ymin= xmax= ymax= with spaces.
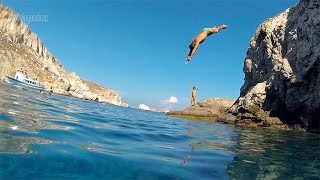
xmin=11 ymin=125 xmax=19 ymax=130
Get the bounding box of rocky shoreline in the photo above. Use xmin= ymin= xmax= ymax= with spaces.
xmin=167 ymin=98 xmax=236 ymax=123
xmin=167 ymin=98 xmax=294 ymax=128
xmin=166 ymin=98 xmax=307 ymax=132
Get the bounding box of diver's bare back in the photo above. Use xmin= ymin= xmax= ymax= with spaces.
xmin=194 ymin=31 xmax=208 ymax=44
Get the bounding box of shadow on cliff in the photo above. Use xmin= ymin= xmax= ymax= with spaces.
xmin=262 ymin=1 xmax=320 ymax=131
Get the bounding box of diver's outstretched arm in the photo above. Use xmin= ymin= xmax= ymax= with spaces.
xmin=186 ymin=41 xmax=200 ymax=64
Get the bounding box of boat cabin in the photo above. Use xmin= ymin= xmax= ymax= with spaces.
xmin=14 ymin=70 xmax=39 ymax=86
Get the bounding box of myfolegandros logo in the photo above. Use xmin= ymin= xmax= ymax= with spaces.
xmin=9 ymin=13 xmax=48 ymax=24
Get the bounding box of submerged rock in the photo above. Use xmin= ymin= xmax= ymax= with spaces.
xmin=0 ymin=4 xmax=127 ymax=107
xmin=230 ymin=0 xmax=320 ymax=131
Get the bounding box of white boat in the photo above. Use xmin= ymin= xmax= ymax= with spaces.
xmin=4 ymin=70 xmax=44 ymax=91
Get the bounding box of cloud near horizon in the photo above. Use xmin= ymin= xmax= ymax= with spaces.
xmin=161 ymin=96 xmax=178 ymax=104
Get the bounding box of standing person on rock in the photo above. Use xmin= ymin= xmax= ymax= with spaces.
xmin=190 ymin=86 xmax=198 ymax=106
xmin=185 ymin=25 xmax=228 ymax=64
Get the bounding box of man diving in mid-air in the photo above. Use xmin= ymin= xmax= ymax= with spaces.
xmin=185 ymin=25 xmax=228 ymax=64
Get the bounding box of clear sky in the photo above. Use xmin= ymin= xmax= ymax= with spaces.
xmin=2 ymin=0 xmax=298 ymax=111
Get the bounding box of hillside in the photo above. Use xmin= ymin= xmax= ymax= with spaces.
xmin=0 ymin=4 xmax=127 ymax=107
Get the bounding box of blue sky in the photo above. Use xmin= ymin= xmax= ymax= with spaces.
xmin=2 ymin=0 xmax=298 ymax=111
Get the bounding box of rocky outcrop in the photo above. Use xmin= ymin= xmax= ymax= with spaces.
xmin=0 ymin=4 xmax=127 ymax=107
xmin=167 ymin=98 xmax=236 ymax=123
xmin=138 ymin=104 xmax=151 ymax=111
xmin=230 ymin=0 xmax=320 ymax=130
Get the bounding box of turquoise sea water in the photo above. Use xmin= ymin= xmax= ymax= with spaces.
xmin=0 ymin=82 xmax=319 ymax=179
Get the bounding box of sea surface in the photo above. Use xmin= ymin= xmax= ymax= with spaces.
xmin=0 ymin=82 xmax=319 ymax=179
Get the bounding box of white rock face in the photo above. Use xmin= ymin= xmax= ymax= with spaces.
xmin=138 ymin=104 xmax=151 ymax=111
xmin=0 ymin=4 xmax=127 ymax=107
xmin=231 ymin=0 xmax=320 ymax=129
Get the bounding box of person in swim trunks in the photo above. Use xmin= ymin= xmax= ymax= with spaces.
xmin=190 ymin=86 xmax=198 ymax=106
xmin=185 ymin=25 xmax=227 ymax=64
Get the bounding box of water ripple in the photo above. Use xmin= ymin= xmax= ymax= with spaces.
xmin=0 ymin=82 xmax=319 ymax=179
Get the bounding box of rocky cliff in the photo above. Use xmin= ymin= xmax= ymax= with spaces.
xmin=0 ymin=4 xmax=127 ymax=107
xmin=230 ymin=0 xmax=320 ymax=130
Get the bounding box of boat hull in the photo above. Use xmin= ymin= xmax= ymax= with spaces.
xmin=5 ymin=76 xmax=45 ymax=91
